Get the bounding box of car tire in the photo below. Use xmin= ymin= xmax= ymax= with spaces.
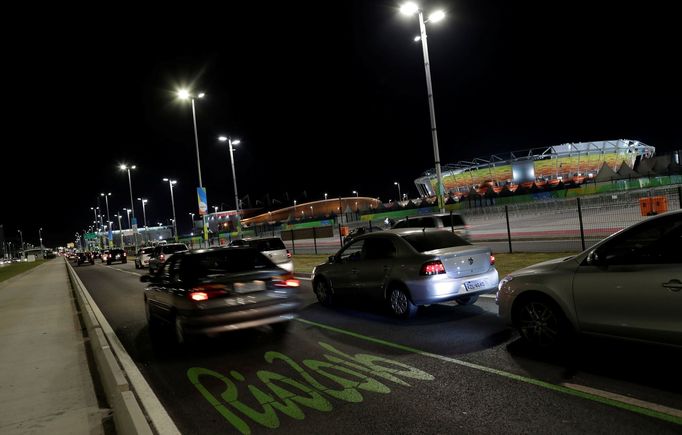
xmin=135 ymin=262 xmax=140 ymax=269
xmin=513 ymin=295 xmax=571 ymax=349
xmin=454 ymin=294 xmax=479 ymax=306
xmin=314 ymin=279 xmax=334 ymax=306
xmin=388 ymin=287 xmax=417 ymax=319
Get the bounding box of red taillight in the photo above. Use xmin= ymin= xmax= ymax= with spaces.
xmin=159 ymin=254 xmax=165 ymax=262
xmin=273 ymin=274 xmax=300 ymax=288
xmin=286 ymin=249 xmax=292 ymax=259
xmin=420 ymin=260 xmax=446 ymax=276
xmin=188 ymin=284 xmax=228 ymax=301
xmin=490 ymin=254 xmax=495 ymax=265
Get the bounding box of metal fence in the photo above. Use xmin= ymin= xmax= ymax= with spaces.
xmin=245 ymin=185 xmax=682 ymax=255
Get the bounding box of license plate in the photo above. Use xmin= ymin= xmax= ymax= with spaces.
xmin=464 ymin=279 xmax=486 ymax=291
xmin=234 ymin=280 xmax=265 ymax=294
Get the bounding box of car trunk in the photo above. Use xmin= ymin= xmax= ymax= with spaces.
xmin=426 ymin=246 xmax=491 ymax=278
xmin=262 ymin=249 xmax=289 ymax=266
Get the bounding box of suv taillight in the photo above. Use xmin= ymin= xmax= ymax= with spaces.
xmin=286 ymin=249 xmax=292 ymax=259
xmin=189 ymin=284 xmax=229 ymax=301
xmin=159 ymin=254 xmax=165 ymax=262
xmin=490 ymin=254 xmax=495 ymax=265
xmin=420 ymin=260 xmax=446 ymax=276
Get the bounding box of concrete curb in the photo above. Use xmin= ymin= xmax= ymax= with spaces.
xmin=65 ymin=259 xmax=180 ymax=435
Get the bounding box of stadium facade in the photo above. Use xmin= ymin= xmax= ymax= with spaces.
xmin=414 ymin=139 xmax=656 ymax=197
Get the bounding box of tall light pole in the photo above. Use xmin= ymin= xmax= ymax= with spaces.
xmin=115 ymin=213 xmax=124 ymax=248
xmin=39 ymin=228 xmax=44 ymax=254
xmin=119 ymin=164 xmax=139 ymax=251
xmin=189 ymin=212 xmax=195 ymax=232
xmin=178 ymin=89 xmax=207 ymax=246
xmin=101 ymin=192 xmax=112 ymax=247
xmin=137 ymin=198 xmax=148 ymax=244
xmin=163 ymin=178 xmax=179 ymax=242
xmin=400 ymin=2 xmax=446 ymax=212
xmin=394 ymin=181 xmax=402 ymax=201
xmin=124 ymin=208 xmax=132 ymax=229
xmin=218 ymin=136 xmax=242 ymax=214
xmin=352 ymin=190 xmax=359 ymax=198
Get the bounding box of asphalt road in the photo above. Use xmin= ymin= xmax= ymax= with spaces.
xmin=72 ymin=260 xmax=682 ymax=435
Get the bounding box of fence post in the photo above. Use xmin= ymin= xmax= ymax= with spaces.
xmin=291 ymin=230 xmax=296 ymax=255
xmin=338 ymin=224 xmax=343 ymax=246
xmin=450 ymin=210 xmax=454 ymax=233
xmin=505 ymin=205 xmax=512 ymax=253
xmin=577 ymin=197 xmax=586 ymax=251
xmin=312 ymin=227 xmax=318 ymax=255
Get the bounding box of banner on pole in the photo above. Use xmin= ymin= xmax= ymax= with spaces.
xmin=197 ymin=187 xmax=208 ymax=215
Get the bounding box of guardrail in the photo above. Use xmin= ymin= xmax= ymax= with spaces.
xmin=65 ymin=259 xmax=180 ymax=435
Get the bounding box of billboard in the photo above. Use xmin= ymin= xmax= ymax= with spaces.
xmin=197 ymin=187 xmax=208 ymax=215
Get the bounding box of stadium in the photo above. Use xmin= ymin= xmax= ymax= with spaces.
xmin=414 ymin=139 xmax=659 ymax=197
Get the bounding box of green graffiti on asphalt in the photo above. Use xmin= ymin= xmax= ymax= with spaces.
xmin=187 ymin=341 xmax=435 ymax=434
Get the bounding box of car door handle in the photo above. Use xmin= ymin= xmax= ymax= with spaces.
xmin=663 ymin=280 xmax=682 ymax=292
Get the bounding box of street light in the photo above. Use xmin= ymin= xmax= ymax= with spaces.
xmin=400 ymin=2 xmax=446 ymax=212
xmin=189 ymin=212 xmax=195 ymax=232
xmin=352 ymin=190 xmax=359 ymax=198
xmin=137 ymin=198 xmax=148 ymax=243
xmin=394 ymin=181 xmax=402 ymax=201
xmin=101 ymin=192 xmax=112 ymax=247
xmin=324 ymin=193 xmax=328 ymax=200
xmin=218 ymin=136 xmax=242 ymax=215
xmin=163 ymin=178 xmax=179 ymax=242
xmin=119 ymin=164 xmax=139 ymax=251
xmin=39 ymin=228 xmax=43 ymax=254
xmin=178 ymin=89 xmax=207 ymax=246
xmin=123 ymin=208 xmax=132 ymax=229
xmin=115 ymin=213 xmax=124 ymax=247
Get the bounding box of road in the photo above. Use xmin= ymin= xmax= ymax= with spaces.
xmin=72 ymin=261 xmax=682 ymax=435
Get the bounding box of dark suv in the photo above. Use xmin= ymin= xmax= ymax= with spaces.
xmin=391 ymin=213 xmax=470 ymax=241
xmin=148 ymin=243 xmax=189 ymax=274
xmin=76 ymin=252 xmax=95 ymax=266
xmin=106 ymin=248 xmax=128 ymax=265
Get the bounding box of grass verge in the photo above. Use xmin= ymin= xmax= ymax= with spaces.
xmin=0 ymin=260 xmax=47 ymax=284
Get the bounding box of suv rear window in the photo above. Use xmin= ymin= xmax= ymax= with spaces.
xmin=440 ymin=214 xmax=466 ymax=227
xmin=163 ymin=244 xmax=188 ymax=254
xmin=250 ymin=238 xmax=286 ymax=251
xmin=402 ymin=231 xmax=470 ymax=252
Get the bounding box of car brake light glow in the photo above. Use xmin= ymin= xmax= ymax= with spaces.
xmin=286 ymin=249 xmax=292 ymax=259
xmin=159 ymin=254 xmax=165 ymax=262
xmin=490 ymin=254 xmax=495 ymax=265
xmin=274 ymin=274 xmax=300 ymax=287
xmin=189 ymin=284 xmax=229 ymax=301
xmin=420 ymin=260 xmax=446 ymax=276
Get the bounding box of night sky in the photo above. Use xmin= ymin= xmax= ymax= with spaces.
xmin=2 ymin=1 xmax=680 ymax=246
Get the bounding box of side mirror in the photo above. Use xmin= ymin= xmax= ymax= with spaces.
xmin=586 ymin=250 xmax=601 ymax=266
xmin=140 ymin=275 xmax=151 ymax=283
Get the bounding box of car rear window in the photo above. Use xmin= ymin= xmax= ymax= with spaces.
xmin=163 ymin=244 xmax=188 ymax=254
xmin=402 ymin=231 xmax=471 ymax=252
xmin=140 ymin=248 xmax=154 ymax=254
xmin=251 ymin=238 xmax=286 ymax=251
xmin=184 ymin=249 xmax=275 ymax=278
xmin=440 ymin=214 xmax=466 ymax=227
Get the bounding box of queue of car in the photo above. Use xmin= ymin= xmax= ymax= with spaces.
xmin=94 ymin=210 xmax=679 ymax=349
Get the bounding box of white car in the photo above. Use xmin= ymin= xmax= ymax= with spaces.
xmin=135 ymin=247 xmax=155 ymax=269
xmin=497 ymin=210 xmax=682 ymax=348
xmin=229 ymin=237 xmax=293 ymax=272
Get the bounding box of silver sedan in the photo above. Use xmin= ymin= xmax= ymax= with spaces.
xmin=497 ymin=210 xmax=682 ymax=348
xmin=312 ymin=228 xmax=499 ymax=318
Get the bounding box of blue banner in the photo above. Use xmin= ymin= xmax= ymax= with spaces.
xmin=197 ymin=187 xmax=208 ymax=215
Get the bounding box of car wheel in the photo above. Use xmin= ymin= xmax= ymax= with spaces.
xmin=514 ymin=296 xmax=571 ymax=348
xmin=388 ymin=287 xmax=417 ymax=319
xmin=454 ymin=294 xmax=479 ymax=306
xmin=314 ymin=279 xmax=334 ymax=306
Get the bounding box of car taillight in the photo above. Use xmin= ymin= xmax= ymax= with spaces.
xmin=490 ymin=254 xmax=495 ymax=265
xmin=420 ymin=260 xmax=446 ymax=276
xmin=123 ymin=252 xmax=127 ymax=257
xmin=273 ymin=274 xmax=300 ymax=287
xmin=188 ymin=284 xmax=229 ymax=301
xmin=159 ymin=254 xmax=165 ymax=262
xmin=286 ymin=249 xmax=292 ymax=259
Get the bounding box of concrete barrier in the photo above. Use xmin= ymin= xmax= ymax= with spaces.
xmin=65 ymin=260 xmax=178 ymax=435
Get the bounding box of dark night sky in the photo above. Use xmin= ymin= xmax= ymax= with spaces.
xmin=2 ymin=1 xmax=680 ymax=246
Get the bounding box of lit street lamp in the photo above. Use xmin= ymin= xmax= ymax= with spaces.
xmin=324 ymin=193 xmax=328 ymax=200
xmin=137 ymin=198 xmax=148 ymax=243
xmin=119 ymin=164 xmax=138 ymax=251
xmin=115 ymin=213 xmax=124 ymax=247
xmin=189 ymin=212 xmax=195 ymax=232
xmin=163 ymin=178 xmax=179 ymax=242
xmin=123 ymin=208 xmax=131 ymax=229
xmin=101 ymin=192 xmax=112 ymax=246
xmin=400 ymin=2 xmax=446 ymax=212
xmin=394 ymin=181 xmax=402 ymax=201
xmin=218 ymin=136 xmax=242 ymax=215
xmin=352 ymin=190 xmax=359 ymax=198
xmin=178 ymin=89 xmax=207 ymax=246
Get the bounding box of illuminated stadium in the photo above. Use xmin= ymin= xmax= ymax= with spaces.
xmin=414 ymin=139 xmax=656 ymax=197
